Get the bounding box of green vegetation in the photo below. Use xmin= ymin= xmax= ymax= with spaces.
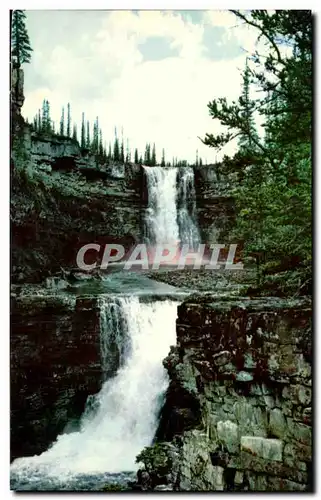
xmin=202 ymin=10 xmax=312 ymax=296
xmin=11 ymin=10 xmax=33 ymax=67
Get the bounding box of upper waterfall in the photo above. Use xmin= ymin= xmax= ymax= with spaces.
xmin=143 ymin=166 xmax=200 ymax=249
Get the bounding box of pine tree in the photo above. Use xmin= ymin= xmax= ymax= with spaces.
xmin=161 ymin=148 xmax=165 ymax=167
xmin=37 ymin=109 xmax=41 ymax=132
xmin=144 ymin=143 xmax=151 ymax=166
xmin=125 ymin=139 xmax=131 ymax=163
xmin=139 ymin=154 xmax=143 ymax=164
xmin=11 ymin=10 xmax=33 ymax=67
xmin=41 ymin=99 xmax=51 ymax=133
xmin=33 ymin=116 xmax=37 ymax=131
xmin=120 ymin=128 xmax=125 ymax=163
xmin=92 ymin=117 xmax=99 ymax=153
xmin=108 ymin=142 xmax=112 ymax=160
xmin=113 ymin=128 xmax=120 ymax=162
xmin=86 ymin=120 xmax=90 ymax=148
xmin=151 ymin=143 xmax=156 ymax=166
xmin=134 ymin=148 xmax=139 ymax=164
xmin=99 ymin=129 xmax=104 ymax=157
xmin=199 ymin=158 xmax=203 ymax=166
xmin=60 ymin=106 xmax=65 ymax=136
xmin=81 ymin=112 xmax=86 ymax=148
xmin=72 ymin=123 xmax=78 ymax=141
xmin=67 ymin=103 xmax=71 ymax=137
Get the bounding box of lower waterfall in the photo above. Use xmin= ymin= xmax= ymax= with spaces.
xmin=10 ymin=296 xmax=178 ymax=491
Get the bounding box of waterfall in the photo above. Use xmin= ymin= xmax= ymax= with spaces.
xmin=143 ymin=166 xmax=200 ymax=249
xmin=10 ymin=296 xmax=178 ymax=490
xmin=177 ymin=167 xmax=201 ymax=249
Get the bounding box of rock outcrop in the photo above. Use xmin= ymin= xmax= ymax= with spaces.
xmin=135 ymin=295 xmax=312 ymax=492
xmin=10 ymin=293 xmax=102 ymax=460
xmin=11 ymin=129 xmax=145 ymax=283
xmin=194 ymin=164 xmax=235 ymax=244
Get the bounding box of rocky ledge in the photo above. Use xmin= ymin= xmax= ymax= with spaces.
xmin=10 ymin=293 xmax=103 ymax=460
xmin=135 ymin=295 xmax=312 ymax=492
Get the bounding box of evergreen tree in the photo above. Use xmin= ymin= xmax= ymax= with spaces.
xmin=41 ymin=99 xmax=51 ymax=133
xmin=108 ymin=142 xmax=112 ymax=160
xmin=86 ymin=120 xmax=90 ymax=148
xmin=125 ymin=139 xmax=131 ymax=163
xmin=151 ymin=143 xmax=156 ymax=166
xmin=199 ymin=158 xmax=203 ymax=166
xmin=72 ymin=123 xmax=78 ymax=141
xmin=99 ymin=129 xmax=104 ymax=157
xmin=113 ymin=128 xmax=120 ymax=162
xmin=161 ymin=148 xmax=165 ymax=167
xmin=92 ymin=117 xmax=99 ymax=153
xmin=33 ymin=116 xmax=37 ymax=131
xmin=37 ymin=109 xmax=41 ymax=132
xmin=120 ymin=139 xmax=125 ymax=163
xmin=81 ymin=112 xmax=86 ymax=148
xmin=202 ymin=10 xmax=312 ymax=293
xmin=139 ymin=154 xmax=143 ymax=165
xmin=11 ymin=10 xmax=33 ymax=67
xmin=144 ymin=143 xmax=151 ymax=166
xmin=134 ymin=148 xmax=139 ymax=164
xmin=60 ymin=106 xmax=65 ymax=136
xmin=67 ymin=103 xmax=71 ymax=137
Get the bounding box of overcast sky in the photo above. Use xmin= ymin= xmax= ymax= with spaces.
xmin=23 ymin=10 xmax=260 ymax=163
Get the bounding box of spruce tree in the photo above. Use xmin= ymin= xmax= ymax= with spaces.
xmin=60 ymin=106 xmax=65 ymax=136
xmin=144 ymin=143 xmax=151 ymax=166
xmin=99 ymin=129 xmax=104 ymax=157
xmin=108 ymin=142 xmax=112 ymax=160
xmin=113 ymin=128 xmax=120 ymax=162
xmin=72 ymin=124 xmax=78 ymax=141
xmin=67 ymin=103 xmax=71 ymax=137
xmin=81 ymin=112 xmax=85 ymax=148
xmin=41 ymin=99 xmax=51 ymax=133
xmin=86 ymin=121 xmax=90 ymax=148
xmin=161 ymin=148 xmax=165 ymax=167
xmin=151 ymin=143 xmax=156 ymax=166
xmin=125 ymin=139 xmax=131 ymax=163
xmin=11 ymin=10 xmax=33 ymax=67
xmin=120 ymin=129 xmax=125 ymax=163
xmin=134 ymin=148 xmax=139 ymax=164
xmin=37 ymin=109 xmax=41 ymax=132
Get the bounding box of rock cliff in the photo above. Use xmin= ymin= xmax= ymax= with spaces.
xmin=10 ymin=293 xmax=102 ymax=460
xmin=135 ymin=294 xmax=312 ymax=492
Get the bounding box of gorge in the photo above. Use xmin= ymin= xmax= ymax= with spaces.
xmin=10 ymin=69 xmax=312 ymax=492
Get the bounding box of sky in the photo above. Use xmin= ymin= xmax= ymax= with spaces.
xmin=23 ymin=9 xmax=261 ymax=164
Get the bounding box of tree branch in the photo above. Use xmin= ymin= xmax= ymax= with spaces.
xmin=230 ymin=10 xmax=284 ymax=65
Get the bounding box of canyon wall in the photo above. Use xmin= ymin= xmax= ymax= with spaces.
xmin=136 ymin=294 xmax=312 ymax=492
xmin=11 ymin=131 xmax=145 ymax=283
xmin=10 ymin=293 xmax=102 ymax=460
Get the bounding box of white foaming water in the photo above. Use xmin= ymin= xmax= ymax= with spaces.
xmin=144 ymin=166 xmax=200 ymax=249
xmin=177 ymin=167 xmax=201 ymax=249
xmin=11 ymin=296 xmax=178 ymax=486
xmin=144 ymin=166 xmax=180 ymax=245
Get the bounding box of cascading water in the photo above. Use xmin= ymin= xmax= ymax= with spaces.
xmin=177 ymin=167 xmax=201 ymax=249
xmin=143 ymin=166 xmax=200 ymax=249
xmin=10 ymin=296 xmax=178 ymax=491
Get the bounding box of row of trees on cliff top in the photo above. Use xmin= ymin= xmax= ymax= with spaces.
xmin=31 ymin=100 xmax=205 ymax=167
xmin=202 ymin=10 xmax=312 ymax=295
